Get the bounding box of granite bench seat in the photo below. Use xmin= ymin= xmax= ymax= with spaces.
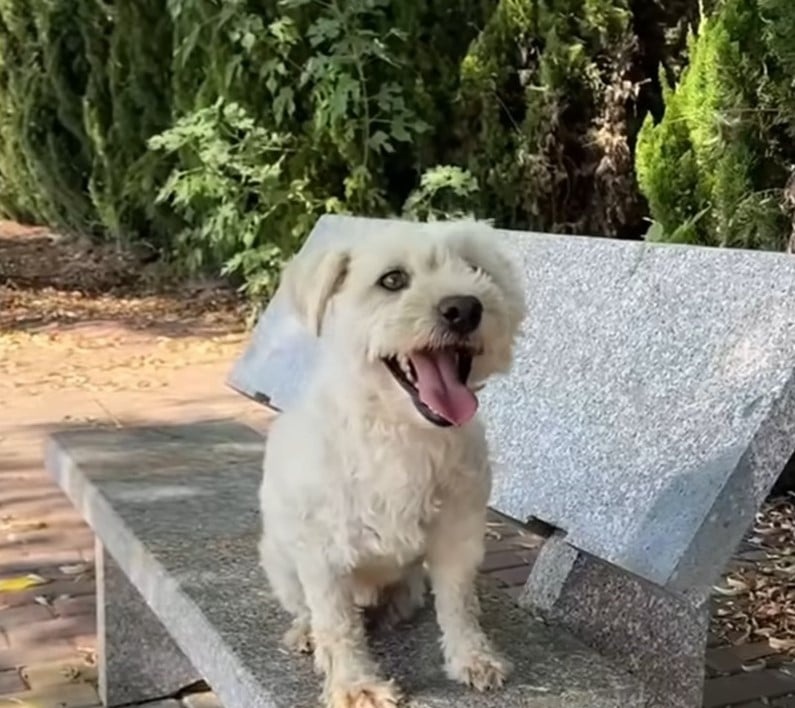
xmin=46 ymin=420 xmax=643 ymax=708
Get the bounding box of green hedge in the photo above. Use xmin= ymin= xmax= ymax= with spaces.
xmin=636 ymin=0 xmax=795 ymax=250
xmin=6 ymin=0 xmax=790 ymax=300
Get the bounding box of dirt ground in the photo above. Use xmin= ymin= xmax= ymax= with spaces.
xmin=0 ymin=219 xmax=267 ymax=425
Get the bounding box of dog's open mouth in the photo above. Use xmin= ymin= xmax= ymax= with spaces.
xmin=383 ymin=349 xmax=477 ymax=427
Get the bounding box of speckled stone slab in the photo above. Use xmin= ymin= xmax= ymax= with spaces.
xmin=229 ymin=214 xmax=795 ymax=600
xmin=523 ymin=531 xmax=709 ymax=708
xmin=96 ymin=538 xmax=200 ymax=706
xmin=45 ymin=421 xmax=643 ymax=708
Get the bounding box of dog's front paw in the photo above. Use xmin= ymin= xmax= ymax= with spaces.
xmin=326 ymin=679 xmax=402 ymax=708
xmin=447 ymin=648 xmax=511 ymax=691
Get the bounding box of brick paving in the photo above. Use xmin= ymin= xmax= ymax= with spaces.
xmin=1 ymin=319 xmax=794 ymax=707
xmin=0 ymin=321 xmax=255 ymax=707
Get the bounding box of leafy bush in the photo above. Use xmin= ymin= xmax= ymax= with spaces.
xmin=636 ymin=0 xmax=795 ymax=250
xmin=0 ymin=0 xmax=176 ymax=245
xmin=403 ymin=166 xmax=481 ymax=222
xmin=0 ymin=0 xmax=96 ymax=230
xmin=11 ymin=0 xmax=791 ymax=301
xmin=153 ymin=0 xmax=482 ymax=298
xmin=149 ymin=100 xmax=326 ymax=299
xmin=3 ymin=0 xmax=491 ymax=297
xmin=453 ymin=0 xmax=645 ymax=237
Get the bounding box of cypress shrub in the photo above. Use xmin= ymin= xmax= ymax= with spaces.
xmin=453 ymin=0 xmax=644 ymax=237
xmin=0 ymin=0 xmax=96 ymax=230
xmin=636 ymin=0 xmax=795 ymax=250
xmin=0 ymin=0 xmax=176 ymax=247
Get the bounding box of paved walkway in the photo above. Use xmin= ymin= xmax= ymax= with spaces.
xmin=0 ymin=320 xmax=255 ymax=707
xmin=1 ymin=317 xmax=794 ymax=707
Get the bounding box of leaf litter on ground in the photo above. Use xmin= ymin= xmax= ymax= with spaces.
xmin=711 ymin=493 xmax=795 ymax=661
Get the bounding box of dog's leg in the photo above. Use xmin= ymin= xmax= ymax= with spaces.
xmin=298 ymin=560 xmax=401 ymax=708
xmin=427 ymin=512 xmax=511 ymax=691
xmin=259 ymin=535 xmax=313 ymax=654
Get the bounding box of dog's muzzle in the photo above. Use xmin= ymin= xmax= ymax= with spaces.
xmin=383 ymin=348 xmax=476 ymax=427
xmin=382 ymin=293 xmax=484 ymax=428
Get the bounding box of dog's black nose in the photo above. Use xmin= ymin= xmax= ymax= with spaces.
xmin=438 ymin=295 xmax=483 ymax=335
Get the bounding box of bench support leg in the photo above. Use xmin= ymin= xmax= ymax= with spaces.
xmin=96 ymin=539 xmax=202 ymax=706
xmin=521 ymin=532 xmax=707 ymax=708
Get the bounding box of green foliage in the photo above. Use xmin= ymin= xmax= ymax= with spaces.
xmin=6 ymin=0 xmax=794 ymax=302
xmin=0 ymin=0 xmax=176 ymax=246
xmin=149 ymin=100 xmax=328 ymax=300
xmin=82 ymin=0 xmax=177 ymax=249
xmin=636 ymin=0 xmax=794 ymax=250
xmin=453 ymin=0 xmax=645 ymax=237
xmin=1 ymin=0 xmax=481 ymax=292
xmin=403 ymin=166 xmax=480 ymax=222
xmin=152 ymin=0 xmax=455 ymax=296
xmin=0 ymin=0 xmax=96 ymax=229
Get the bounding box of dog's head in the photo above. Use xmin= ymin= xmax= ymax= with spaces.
xmin=281 ymin=222 xmax=526 ymax=428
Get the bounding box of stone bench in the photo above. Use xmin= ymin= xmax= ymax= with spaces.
xmin=46 ymin=421 xmax=641 ymax=708
xmin=46 ymin=215 xmax=795 ymax=708
xmin=228 ymin=216 xmax=795 ymax=707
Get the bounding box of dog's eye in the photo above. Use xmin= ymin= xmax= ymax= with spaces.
xmin=467 ymin=262 xmax=485 ymax=275
xmin=378 ymin=269 xmax=410 ymax=292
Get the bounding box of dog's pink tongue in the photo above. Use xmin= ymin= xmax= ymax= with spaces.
xmin=409 ymin=350 xmax=478 ymax=426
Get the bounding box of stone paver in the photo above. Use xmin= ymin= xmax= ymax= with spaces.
xmin=0 ymin=670 xmax=26 ymax=694
xmin=0 ymin=682 xmax=100 ymax=707
xmin=0 ymin=604 xmax=53 ymax=631
xmin=52 ymin=595 xmax=95 ymax=618
xmin=6 ymin=615 xmax=96 ymax=647
xmin=703 ymin=671 xmax=795 ymax=707
xmin=706 ymin=642 xmax=778 ymax=675
xmin=0 ymin=640 xmax=77 ymax=671
xmin=21 ymin=658 xmax=97 ymax=689
xmin=0 ymin=319 xmax=257 ymax=707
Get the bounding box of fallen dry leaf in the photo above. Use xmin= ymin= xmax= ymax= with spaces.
xmin=741 ymin=657 xmax=767 ymax=672
xmin=58 ymin=563 xmax=91 ymax=576
xmin=0 ymin=574 xmax=49 ymax=592
xmin=769 ymin=637 xmax=795 ymax=651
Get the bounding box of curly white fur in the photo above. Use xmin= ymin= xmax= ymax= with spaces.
xmin=259 ymin=222 xmax=526 ymax=708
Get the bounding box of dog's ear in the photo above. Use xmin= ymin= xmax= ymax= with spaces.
xmin=280 ymin=247 xmax=350 ymax=336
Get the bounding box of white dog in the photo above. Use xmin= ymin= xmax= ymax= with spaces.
xmin=259 ymin=221 xmax=526 ymax=708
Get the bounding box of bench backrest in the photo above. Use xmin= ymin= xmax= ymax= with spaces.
xmin=230 ymin=215 xmax=795 ymax=599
